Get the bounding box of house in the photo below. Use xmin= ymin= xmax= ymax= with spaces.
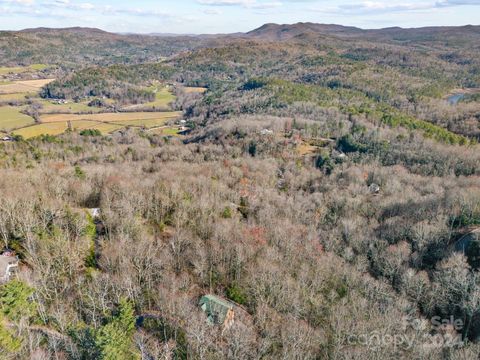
xmin=1 ymin=136 xmax=13 ymax=142
xmin=86 ymin=208 xmax=104 ymax=235
xmin=369 ymin=183 xmax=381 ymax=194
xmin=87 ymin=208 xmax=101 ymax=220
xmin=199 ymin=294 xmax=235 ymax=330
xmin=0 ymin=251 xmax=19 ymax=283
xmin=53 ymin=99 xmax=69 ymax=105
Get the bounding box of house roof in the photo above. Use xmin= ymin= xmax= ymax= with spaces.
xmin=199 ymin=295 xmax=234 ymax=325
xmin=0 ymin=255 xmax=18 ymax=276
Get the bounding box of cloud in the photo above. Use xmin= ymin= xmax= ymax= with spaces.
xmin=197 ymin=0 xmax=256 ymax=5
xmin=251 ymin=2 xmax=282 ymax=9
xmin=203 ymin=8 xmax=222 ymax=14
xmin=435 ymin=0 xmax=480 ymax=6
xmin=0 ymin=0 xmax=174 ymax=19
xmin=313 ymin=0 xmax=480 ymax=15
xmin=338 ymin=2 xmax=432 ymax=14
xmin=197 ymin=0 xmax=282 ymax=8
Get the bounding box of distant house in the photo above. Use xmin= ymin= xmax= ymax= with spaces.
xmin=87 ymin=208 xmax=101 ymax=220
xmin=1 ymin=136 xmax=13 ymax=142
xmin=199 ymin=294 xmax=235 ymax=330
xmin=53 ymin=99 xmax=69 ymax=105
xmin=369 ymin=183 xmax=381 ymax=194
xmin=0 ymin=251 xmax=19 ymax=283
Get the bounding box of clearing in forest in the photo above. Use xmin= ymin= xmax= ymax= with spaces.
xmin=0 ymin=64 xmax=49 ymax=76
xmin=0 ymin=106 xmax=35 ymax=131
xmin=0 ymin=79 xmax=55 ymax=94
xmin=36 ymin=100 xmax=103 ymax=114
xmin=122 ymin=86 xmax=176 ymax=111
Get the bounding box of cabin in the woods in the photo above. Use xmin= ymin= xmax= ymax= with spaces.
xmin=199 ymin=294 xmax=235 ymax=330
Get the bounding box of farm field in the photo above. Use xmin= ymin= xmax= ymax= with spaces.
xmin=40 ymin=111 xmax=181 ymax=123
xmin=70 ymin=120 xmax=124 ymax=134
xmin=0 ymin=64 xmax=49 ymax=76
xmin=0 ymin=79 xmax=55 ymax=94
xmin=0 ymin=71 xmax=184 ymax=139
xmin=13 ymin=122 xmax=68 ymax=138
xmin=13 ymin=112 xmax=181 ymax=138
xmin=36 ymin=99 xmax=102 ymax=114
xmin=0 ymin=106 xmax=35 ymax=131
xmin=0 ymin=93 xmax=32 ymax=102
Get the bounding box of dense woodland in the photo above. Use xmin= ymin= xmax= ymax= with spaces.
xmin=1 ymin=24 xmax=480 ymax=359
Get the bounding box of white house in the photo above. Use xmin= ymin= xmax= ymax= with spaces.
xmin=0 ymin=251 xmax=19 ymax=283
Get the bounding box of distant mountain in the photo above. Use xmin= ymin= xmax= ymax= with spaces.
xmin=0 ymin=27 xmax=221 ymax=67
xmin=0 ymin=23 xmax=479 ymax=67
xmin=246 ymin=22 xmax=363 ymax=40
xmin=19 ymin=27 xmax=111 ymax=35
xmin=245 ymin=22 xmax=480 ymax=45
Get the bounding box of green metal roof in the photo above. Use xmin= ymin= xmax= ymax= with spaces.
xmin=199 ymin=295 xmax=233 ymax=325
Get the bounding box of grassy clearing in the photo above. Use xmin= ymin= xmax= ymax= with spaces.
xmin=36 ymin=100 xmax=101 ymax=114
xmin=70 ymin=120 xmax=124 ymax=134
xmin=0 ymin=93 xmax=31 ymax=102
xmin=0 ymin=67 xmax=25 ymax=76
xmin=123 ymin=86 xmax=176 ymax=111
xmin=0 ymin=83 xmax=37 ymax=94
xmin=0 ymin=64 xmax=49 ymax=75
xmin=29 ymin=64 xmax=49 ymax=71
xmin=147 ymin=87 xmax=176 ymax=108
xmin=149 ymin=127 xmax=181 ymax=136
xmin=0 ymin=106 xmax=35 ymax=131
xmin=109 ymin=117 xmax=176 ymax=128
xmin=16 ymin=79 xmax=55 ymax=88
xmin=0 ymin=79 xmax=55 ymax=94
xmin=41 ymin=111 xmax=181 ymax=123
xmin=13 ymin=122 xmax=68 ymax=139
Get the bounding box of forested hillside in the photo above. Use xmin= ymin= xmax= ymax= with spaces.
xmin=0 ymin=27 xmax=221 ymax=67
xmin=0 ymin=23 xmax=480 ymax=359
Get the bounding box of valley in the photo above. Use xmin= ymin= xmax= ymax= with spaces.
xmin=0 ymin=22 xmax=479 ymax=359
xmin=0 ymin=67 xmax=186 ymax=138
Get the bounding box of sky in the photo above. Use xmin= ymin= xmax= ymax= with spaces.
xmin=0 ymin=0 xmax=479 ymax=34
